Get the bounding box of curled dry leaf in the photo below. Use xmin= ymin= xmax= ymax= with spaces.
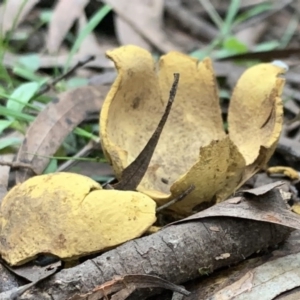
xmin=104 ymin=0 xmax=180 ymax=53
xmin=100 ymin=45 xmax=286 ymax=216
xmin=241 ymin=181 xmax=285 ymax=196
xmin=0 ymin=0 xmax=39 ymax=35
xmin=0 ymin=173 xmax=156 ymax=266
xmin=46 ymin=0 xmax=90 ymax=53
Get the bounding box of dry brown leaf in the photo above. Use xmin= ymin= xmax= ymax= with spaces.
xmin=100 ymin=45 xmax=287 ymax=216
xmin=15 ymin=85 xmax=109 ymax=184
xmin=241 ymin=181 xmax=285 ymax=196
xmin=0 ymin=0 xmax=40 ymax=35
xmin=46 ymin=0 xmax=90 ymax=53
xmin=112 ymin=0 xmax=166 ymax=50
xmin=5 ymin=260 xmax=61 ymax=283
xmin=169 ymin=188 xmax=300 ymax=231
xmin=0 ymin=172 xmax=156 ymax=266
xmin=104 ymin=0 xmax=180 ymax=52
xmin=114 ymin=16 xmax=151 ymax=50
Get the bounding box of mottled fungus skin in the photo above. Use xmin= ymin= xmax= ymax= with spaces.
xmin=100 ymin=45 xmax=286 ymax=215
xmin=0 ymin=172 xmax=156 ymax=266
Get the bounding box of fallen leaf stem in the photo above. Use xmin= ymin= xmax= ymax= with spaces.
xmin=0 ymin=160 xmax=36 ymax=174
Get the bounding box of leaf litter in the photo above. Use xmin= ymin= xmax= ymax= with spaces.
xmin=46 ymin=0 xmax=90 ymax=53
xmin=0 ymin=48 xmax=297 ymax=284
xmin=3 ymin=189 xmax=292 ymax=299
xmin=169 ymin=184 xmax=300 ymax=231
xmin=2 ymin=2 xmax=300 ymax=299
xmin=104 ymin=0 xmax=181 ymax=52
xmin=2 ymin=47 xmax=300 ymax=283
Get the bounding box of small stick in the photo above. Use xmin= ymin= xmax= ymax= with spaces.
xmin=0 ymin=160 xmax=36 ymax=174
xmin=156 ymin=185 xmax=195 ymax=212
xmin=35 ymin=55 xmax=95 ymax=97
xmin=56 ymin=139 xmax=100 ymax=172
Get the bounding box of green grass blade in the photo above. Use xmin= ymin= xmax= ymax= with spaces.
xmin=13 ymin=66 xmax=43 ymax=82
xmin=0 ymin=105 xmax=34 ymax=122
xmin=253 ymin=40 xmax=280 ymax=52
xmin=43 ymin=158 xmax=58 ymax=173
xmin=17 ymin=54 xmax=41 ymax=71
xmin=0 ymin=60 xmax=13 ymax=86
xmin=280 ymin=16 xmax=299 ymax=48
xmin=64 ymin=4 xmax=112 ymax=72
xmin=222 ymin=0 xmax=241 ymax=36
xmin=233 ymin=2 xmax=272 ymax=26
xmin=0 ymin=119 xmax=14 ymax=134
xmin=0 ymin=137 xmax=22 ymax=150
xmin=74 ymin=127 xmax=99 ymax=141
xmin=6 ymin=82 xmax=41 ymax=116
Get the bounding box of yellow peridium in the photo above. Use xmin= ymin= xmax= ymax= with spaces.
xmin=0 ymin=172 xmax=156 ymax=265
xmin=100 ymin=45 xmax=286 ymax=216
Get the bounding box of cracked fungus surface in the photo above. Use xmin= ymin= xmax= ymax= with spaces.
xmin=0 ymin=172 xmax=156 ymax=266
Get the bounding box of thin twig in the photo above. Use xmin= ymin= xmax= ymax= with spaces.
xmin=35 ymin=55 xmax=95 ymax=97
xmin=56 ymin=139 xmax=100 ymax=172
xmin=156 ymin=185 xmax=195 ymax=212
xmin=0 ymin=160 xmax=36 ymax=174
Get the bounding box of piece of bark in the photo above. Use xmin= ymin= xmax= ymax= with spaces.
xmin=12 ymin=191 xmax=291 ymax=300
xmin=70 ymin=274 xmax=190 ymax=300
xmin=187 ymin=229 xmax=300 ymax=300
